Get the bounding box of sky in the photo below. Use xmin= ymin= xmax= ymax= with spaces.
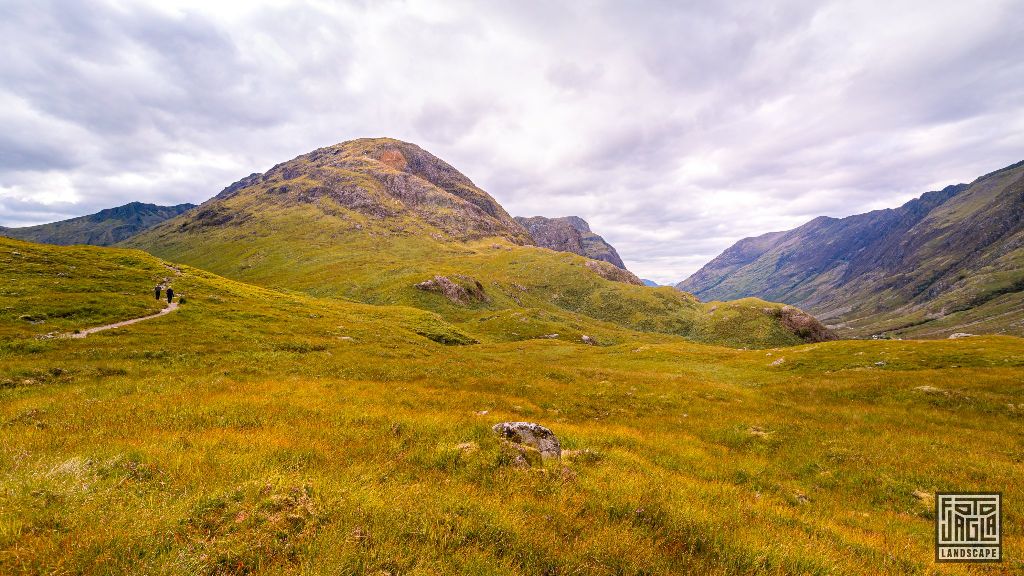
xmin=1 ymin=0 xmax=1023 ymax=284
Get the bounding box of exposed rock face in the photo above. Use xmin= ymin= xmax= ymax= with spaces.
xmin=0 ymin=202 xmax=196 ymax=246
xmin=584 ymin=259 xmax=643 ymax=285
xmin=189 ymin=138 xmax=533 ymax=243
xmin=492 ymin=422 xmax=561 ymax=460
xmin=414 ymin=275 xmax=489 ymax=305
xmin=769 ymin=306 xmax=836 ymax=342
xmin=677 ymin=160 xmax=1024 ymax=338
xmin=515 ymin=216 xmax=627 ymax=269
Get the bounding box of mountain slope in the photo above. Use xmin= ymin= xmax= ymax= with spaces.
xmin=514 ymin=215 xmax=628 ymax=269
xmin=0 ymin=202 xmax=196 ymax=246
xmin=678 ymin=160 xmax=1024 ymax=338
xmin=128 ymin=137 xmax=829 ymax=347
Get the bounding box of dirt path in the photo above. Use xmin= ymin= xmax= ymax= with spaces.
xmin=68 ymin=302 xmax=179 ymax=339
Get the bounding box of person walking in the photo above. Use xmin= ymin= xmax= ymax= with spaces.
xmin=166 ymin=287 xmax=174 ymax=304
xmin=155 ymin=285 xmax=162 ymax=300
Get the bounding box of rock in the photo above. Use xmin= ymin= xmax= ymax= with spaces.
xmin=541 ymin=333 xmax=559 ymax=339
xmin=514 ymin=215 xmax=628 ymax=269
xmin=948 ymin=332 xmax=974 ymax=339
xmin=492 ymin=422 xmax=561 ymax=460
xmin=914 ymin=385 xmax=945 ymax=395
xmin=769 ymin=358 xmax=785 ymax=366
xmin=912 ymin=490 xmax=933 ymax=502
xmin=583 ymin=259 xmax=643 ymax=285
xmin=581 ymin=335 xmax=596 ymax=345
xmin=414 ymin=275 xmax=488 ymax=305
xmin=874 ymin=361 xmax=886 ymax=366
xmin=772 ymin=306 xmax=836 ymax=342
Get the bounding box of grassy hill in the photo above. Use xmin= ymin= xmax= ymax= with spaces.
xmin=0 ymin=202 xmax=195 ymax=247
xmin=678 ymin=161 xmax=1024 ymax=339
xmin=2 ymin=236 xmax=1023 ymax=574
xmin=127 ymin=138 xmax=828 ymax=349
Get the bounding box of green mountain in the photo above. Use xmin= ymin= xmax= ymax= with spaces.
xmin=0 ymin=201 xmax=196 ymax=246
xmin=678 ymin=160 xmax=1024 ymax=338
xmin=514 ymin=215 xmax=628 ymax=269
xmin=128 ymin=137 xmax=830 ymax=348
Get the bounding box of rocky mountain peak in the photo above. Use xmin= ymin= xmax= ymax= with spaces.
xmin=199 ymin=138 xmax=532 ymax=244
xmin=514 ymin=215 xmax=627 ymax=269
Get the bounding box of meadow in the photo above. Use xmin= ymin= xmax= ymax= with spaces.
xmin=2 ymin=237 xmax=1023 ymax=575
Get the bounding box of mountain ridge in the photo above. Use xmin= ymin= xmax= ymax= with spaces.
xmin=0 ymin=201 xmax=195 ymax=246
xmin=677 ymin=160 xmax=1024 ymax=338
xmin=514 ymin=215 xmax=627 ymax=269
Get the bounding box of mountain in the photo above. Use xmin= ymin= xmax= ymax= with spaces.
xmin=514 ymin=215 xmax=627 ymax=269
xmin=1 ymin=202 xmax=195 ymax=246
xmin=0 ymin=201 xmax=196 ymax=247
xmin=678 ymin=160 xmax=1024 ymax=338
xmin=641 ymin=279 xmax=660 ymax=287
xmin=128 ymin=137 xmax=830 ymax=347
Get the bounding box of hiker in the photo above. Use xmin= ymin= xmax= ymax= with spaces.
xmin=155 ymin=285 xmax=162 ymax=300
xmin=166 ymin=287 xmax=174 ymax=303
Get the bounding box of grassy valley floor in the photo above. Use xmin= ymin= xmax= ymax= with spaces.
xmin=2 ymin=238 xmax=1023 ymax=575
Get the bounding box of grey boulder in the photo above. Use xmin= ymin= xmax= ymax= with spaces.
xmin=492 ymin=422 xmax=561 ymax=460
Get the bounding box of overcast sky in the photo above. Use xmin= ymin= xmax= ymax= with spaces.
xmin=2 ymin=0 xmax=1022 ymax=283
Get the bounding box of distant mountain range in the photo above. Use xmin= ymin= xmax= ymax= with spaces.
xmin=0 ymin=201 xmax=195 ymax=246
xmin=3 ymin=187 xmax=633 ymax=276
xmin=678 ymin=160 xmax=1024 ymax=338
xmin=15 ymin=138 xmax=1019 ymax=341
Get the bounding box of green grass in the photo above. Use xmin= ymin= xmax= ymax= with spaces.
xmin=127 ymin=197 xmax=818 ymax=349
xmin=2 ymin=237 xmax=1023 ymax=574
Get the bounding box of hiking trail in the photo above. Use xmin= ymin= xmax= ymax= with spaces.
xmin=67 ymin=301 xmax=179 ymax=339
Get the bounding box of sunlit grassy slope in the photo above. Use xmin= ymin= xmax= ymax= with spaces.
xmin=128 ymin=195 xmax=820 ymax=349
xmin=3 ymin=238 xmax=1023 ymax=575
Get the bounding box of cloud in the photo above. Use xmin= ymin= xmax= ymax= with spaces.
xmin=1 ymin=0 xmax=1022 ymax=284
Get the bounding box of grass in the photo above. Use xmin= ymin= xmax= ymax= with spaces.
xmin=126 ymin=195 xmax=818 ymax=349
xmin=2 ymin=237 xmax=1023 ymax=574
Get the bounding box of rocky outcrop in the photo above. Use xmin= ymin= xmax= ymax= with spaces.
xmin=492 ymin=422 xmax=561 ymax=462
xmin=584 ymin=260 xmax=643 ymax=285
xmin=515 ymin=216 xmax=627 ymax=269
xmin=199 ymin=138 xmax=533 ymax=244
xmin=415 ymin=275 xmax=489 ymax=305
xmin=770 ymin=306 xmax=836 ymax=342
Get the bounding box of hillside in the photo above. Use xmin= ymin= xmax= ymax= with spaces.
xmin=0 ymin=202 xmax=195 ymax=246
xmin=128 ymin=138 xmax=829 ymax=348
xmin=678 ymin=160 xmax=1024 ymax=338
xmin=3 ymin=235 xmax=1023 ymax=574
xmin=515 ymin=215 xmax=628 ymax=269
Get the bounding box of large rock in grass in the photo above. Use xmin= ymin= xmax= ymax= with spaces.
xmin=492 ymin=422 xmax=561 ymax=460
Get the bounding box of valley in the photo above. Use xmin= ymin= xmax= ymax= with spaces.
xmin=2 ymin=236 xmax=1022 ymax=574
xmin=1 ymin=139 xmax=1021 ymax=575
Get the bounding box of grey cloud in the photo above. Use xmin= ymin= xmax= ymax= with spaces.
xmin=1 ymin=0 xmax=1022 ymax=285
